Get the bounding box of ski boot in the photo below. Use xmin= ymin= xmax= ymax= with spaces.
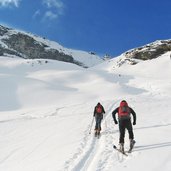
xmin=95 ymin=131 xmax=97 ymax=137
xmin=119 ymin=143 xmax=125 ymax=154
xmin=97 ymin=130 xmax=100 ymax=138
xmin=128 ymin=139 xmax=136 ymax=153
xmin=94 ymin=128 xmax=98 ymax=137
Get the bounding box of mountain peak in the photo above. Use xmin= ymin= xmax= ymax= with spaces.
xmin=0 ymin=25 xmax=103 ymax=68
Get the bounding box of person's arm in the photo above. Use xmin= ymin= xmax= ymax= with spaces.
xmin=130 ymin=108 xmax=136 ymax=125
xmin=102 ymin=106 xmax=105 ymax=114
xmin=112 ymin=107 xmax=119 ymax=124
xmin=93 ymin=107 xmax=96 ymax=116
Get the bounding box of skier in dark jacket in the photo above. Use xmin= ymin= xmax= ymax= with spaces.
xmin=94 ymin=102 xmax=105 ymax=136
xmin=112 ymin=100 xmax=136 ymax=152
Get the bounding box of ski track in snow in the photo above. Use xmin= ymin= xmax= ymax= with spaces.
xmin=64 ymin=101 xmax=127 ymax=171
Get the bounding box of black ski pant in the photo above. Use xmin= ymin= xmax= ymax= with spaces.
xmin=119 ymin=119 xmax=134 ymax=143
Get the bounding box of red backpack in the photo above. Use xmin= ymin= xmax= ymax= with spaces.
xmin=96 ymin=105 xmax=102 ymax=114
xmin=118 ymin=101 xmax=130 ymax=118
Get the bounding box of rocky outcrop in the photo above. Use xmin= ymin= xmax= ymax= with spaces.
xmin=2 ymin=33 xmax=75 ymax=62
xmin=0 ymin=25 xmax=84 ymax=66
xmin=125 ymin=40 xmax=171 ymax=60
xmin=0 ymin=25 xmax=9 ymax=36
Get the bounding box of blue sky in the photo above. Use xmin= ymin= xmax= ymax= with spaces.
xmin=0 ymin=0 xmax=171 ymax=57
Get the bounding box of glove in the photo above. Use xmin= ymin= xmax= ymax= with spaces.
xmin=114 ymin=120 xmax=118 ymax=124
xmin=133 ymin=121 xmax=136 ymax=125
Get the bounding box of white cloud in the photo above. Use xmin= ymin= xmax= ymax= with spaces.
xmin=43 ymin=0 xmax=63 ymax=10
xmin=0 ymin=0 xmax=21 ymax=7
xmin=42 ymin=0 xmax=64 ymax=21
xmin=43 ymin=11 xmax=58 ymax=20
xmin=33 ymin=10 xmax=41 ymax=19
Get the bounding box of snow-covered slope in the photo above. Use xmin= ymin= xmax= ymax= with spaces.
xmin=0 ymin=51 xmax=171 ymax=171
xmin=31 ymin=35 xmax=103 ymax=67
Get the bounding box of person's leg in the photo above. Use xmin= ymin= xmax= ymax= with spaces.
xmin=126 ymin=120 xmax=135 ymax=148
xmin=119 ymin=120 xmax=126 ymax=152
xmin=126 ymin=120 xmax=134 ymax=140
xmin=119 ymin=120 xmax=126 ymax=144
xmin=94 ymin=117 xmax=98 ymax=136
xmin=94 ymin=116 xmax=98 ymax=130
xmin=97 ymin=117 xmax=101 ymax=134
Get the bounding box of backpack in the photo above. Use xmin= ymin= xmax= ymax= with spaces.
xmin=118 ymin=101 xmax=130 ymax=118
xmin=96 ymin=105 xmax=102 ymax=114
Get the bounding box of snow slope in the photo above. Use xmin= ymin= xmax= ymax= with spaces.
xmin=30 ymin=34 xmax=103 ymax=67
xmin=0 ymin=52 xmax=171 ymax=171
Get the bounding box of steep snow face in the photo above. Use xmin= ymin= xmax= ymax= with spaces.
xmin=0 ymin=52 xmax=171 ymax=171
xmin=28 ymin=35 xmax=103 ymax=67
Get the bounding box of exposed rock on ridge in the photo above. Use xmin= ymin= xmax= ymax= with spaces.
xmin=0 ymin=25 xmax=94 ymax=67
xmin=124 ymin=40 xmax=171 ymax=60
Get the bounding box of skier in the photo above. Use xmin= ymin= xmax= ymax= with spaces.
xmin=93 ymin=102 xmax=105 ymax=136
xmin=112 ymin=100 xmax=136 ymax=152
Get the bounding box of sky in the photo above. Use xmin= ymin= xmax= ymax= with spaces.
xmin=0 ymin=0 xmax=171 ymax=57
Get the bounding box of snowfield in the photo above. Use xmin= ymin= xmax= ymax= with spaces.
xmin=0 ymin=52 xmax=171 ymax=171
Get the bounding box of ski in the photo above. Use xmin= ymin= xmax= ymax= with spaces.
xmin=113 ymin=145 xmax=128 ymax=156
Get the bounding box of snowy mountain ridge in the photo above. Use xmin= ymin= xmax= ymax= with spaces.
xmin=1 ymin=25 xmax=171 ymax=69
xmin=105 ymin=39 xmax=171 ymax=68
xmin=124 ymin=39 xmax=171 ymax=60
xmin=0 ymin=25 xmax=103 ymax=68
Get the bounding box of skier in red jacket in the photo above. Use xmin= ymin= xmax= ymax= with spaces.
xmin=93 ymin=102 xmax=105 ymax=136
xmin=112 ymin=100 xmax=136 ymax=152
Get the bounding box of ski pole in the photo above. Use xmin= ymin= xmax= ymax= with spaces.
xmin=89 ymin=117 xmax=94 ymax=134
